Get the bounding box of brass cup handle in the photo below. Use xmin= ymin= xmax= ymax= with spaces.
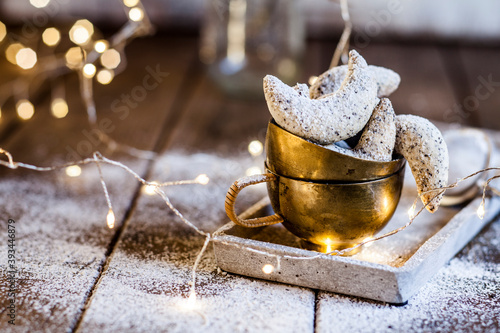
xmin=225 ymin=173 xmax=284 ymax=227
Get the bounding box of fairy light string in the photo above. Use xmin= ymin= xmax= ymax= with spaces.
xmin=0 ymin=0 xmax=154 ymax=159
xmin=330 ymin=0 xmax=352 ymax=68
xmin=1 ymin=146 xmax=500 ymax=304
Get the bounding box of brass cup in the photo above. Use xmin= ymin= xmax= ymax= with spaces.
xmin=265 ymin=119 xmax=405 ymax=182
xmin=224 ymin=118 xmax=406 ymax=254
xmin=225 ymin=164 xmax=405 ymax=254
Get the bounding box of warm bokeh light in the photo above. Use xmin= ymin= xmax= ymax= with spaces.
xmin=69 ymin=19 xmax=94 ymax=45
xmin=16 ymin=47 xmax=37 ymax=69
xmin=278 ymin=58 xmax=297 ymax=77
xmin=477 ymin=201 xmax=485 ymax=220
xmin=42 ymin=27 xmax=61 ymax=47
xmin=94 ymin=40 xmax=108 ymax=53
xmin=308 ymin=76 xmax=318 ymax=86
xmin=363 ymin=237 xmax=375 ymax=248
xmin=65 ymin=165 xmax=82 ymax=177
xmin=0 ymin=107 xmax=2 ymax=120
xmin=248 ymin=140 xmax=263 ymax=156
xmin=408 ymin=201 xmax=417 ymax=220
xmin=0 ymin=21 xmax=6 ymax=43
xmin=70 ymin=27 xmax=89 ymax=45
xmin=107 ymin=209 xmax=116 ymax=229
xmin=123 ymin=0 xmax=140 ymax=7
xmin=185 ymin=291 xmax=198 ymax=309
xmin=262 ymin=264 xmax=274 ymax=274
xmin=96 ymin=69 xmax=114 ymax=85
xmin=83 ymin=63 xmax=97 ymax=78
xmin=128 ymin=7 xmax=144 ymax=22
xmin=143 ymin=182 xmax=158 ymax=195
xmin=5 ymin=43 xmax=24 ymax=65
xmin=227 ymin=0 xmax=246 ymax=65
xmin=51 ymin=98 xmax=69 ymax=118
xmin=245 ymin=166 xmax=262 ymax=176
xmin=29 ymin=0 xmax=50 ymax=8
xmin=195 ymin=174 xmax=210 ymax=185
xmin=16 ymin=100 xmax=35 ymax=120
xmin=65 ymin=47 xmax=85 ymax=68
xmin=100 ymin=49 xmax=121 ymax=69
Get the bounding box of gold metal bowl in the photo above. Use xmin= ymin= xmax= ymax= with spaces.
xmin=266 ymin=119 xmax=405 ymax=182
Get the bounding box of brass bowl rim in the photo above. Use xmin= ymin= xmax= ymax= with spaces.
xmin=268 ymin=119 xmax=405 ymax=166
xmin=265 ymin=162 xmax=405 ymax=185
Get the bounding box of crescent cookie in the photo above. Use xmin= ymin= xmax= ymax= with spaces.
xmin=263 ymin=50 xmax=379 ymax=144
xmin=395 ymin=115 xmax=449 ymax=213
xmin=310 ymin=65 xmax=401 ymax=99
xmin=324 ymin=98 xmax=396 ymax=162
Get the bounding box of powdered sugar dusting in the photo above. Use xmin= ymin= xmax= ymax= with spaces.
xmin=324 ymin=98 xmax=396 ymax=162
xmin=395 ymin=115 xmax=449 ymax=212
xmin=316 ymin=243 xmax=499 ymax=332
xmin=309 ymin=64 xmax=401 ymax=99
xmin=0 ymin=159 xmax=147 ymax=332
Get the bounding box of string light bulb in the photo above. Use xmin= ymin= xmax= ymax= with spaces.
xmin=248 ymin=140 xmax=263 ymax=156
xmin=69 ymin=19 xmax=94 ymax=45
xmin=94 ymin=40 xmax=108 ymax=53
xmin=0 ymin=21 xmax=6 ymax=42
xmin=65 ymin=165 xmax=82 ymax=177
xmin=51 ymin=98 xmax=69 ymax=118
xmin=16 ymin=47 xmax=38 ymax=70
xmin=16 ymin=100 xmax=35 ymax=120
xmin=245 ymin=166 xmax=261 ymax=176
xmin=262 ymin=264 xmax=274 ymax=274
xmin=123 ymin=0 xmax=140 ymax=7
xmin=107 ymin=209 xmax=116 ymax=229
xmin=5 ymin=43 xmax=24 ymax=65
xmin=195 ymin=174 xmax=210 ymax=185
xmin=96 ymin=69 xmax=114 ymax=85
xmin=308 ymin=76 xmax=318 ymax=85
xmin=178 ymin=291 xmax=198 ymax=311
xmin=362 ymin=237 xmax=375 ymax=248
xmin=477 ymin=201 xmax=485 ymax=220
xmin=128 ymin=7 xmax=144 ymax=22
xmin=42 ymin=27 xmax=61 ymax=47
xmin=408 ymin=201 xmax=417 ymax=220
xmin=29 ymin=0 xmax=50 ymax=8
xmin=83 ymin=63 xmax=97 ymax=78
xmin=65 ymin=47 xmax=85 ymax=69
xmin=100 ymin=49 xmax=121 ymax=69
xmin=143 ymin=182 xmax=158 ymax=195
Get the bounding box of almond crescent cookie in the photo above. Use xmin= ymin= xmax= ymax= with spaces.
xmin=324 ymin=98 xmax=396 ymax=162
xmin=263 ymin=50 xmax=379 ymax=144
xmin=310 ymin=65 xmax=401 ymax=99
xmin=395 ymin=115 xmax=449 ymax=213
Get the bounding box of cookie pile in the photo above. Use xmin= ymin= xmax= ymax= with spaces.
xmin=263 ymin=50 xmax=449 ymax=213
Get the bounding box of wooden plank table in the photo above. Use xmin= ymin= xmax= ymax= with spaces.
xmin=1 ymin=35 xmax=499 ymax=332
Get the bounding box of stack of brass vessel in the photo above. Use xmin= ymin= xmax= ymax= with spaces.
xmin=226 ymin=119 xmax=406 ymax=255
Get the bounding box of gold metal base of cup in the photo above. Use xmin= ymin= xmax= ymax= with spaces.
xmin=300 ymin=240 xmax=362 ymax=256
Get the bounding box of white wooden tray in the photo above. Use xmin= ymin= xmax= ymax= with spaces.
xmin=213 ymin=188 xmax=500 ymax=304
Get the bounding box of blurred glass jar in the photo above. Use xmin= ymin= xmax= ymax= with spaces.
xmin=200 ymin=0 xmax=305 ymax=98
